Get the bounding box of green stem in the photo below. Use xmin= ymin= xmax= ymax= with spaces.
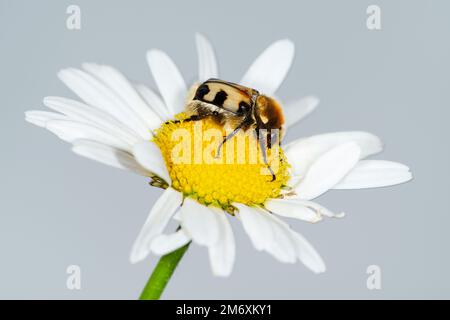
xmin=139 ymin=242 xmax=190 ymax=300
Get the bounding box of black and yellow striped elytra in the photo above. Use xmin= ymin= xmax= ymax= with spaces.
xmin=193 ymin=78 xmax=258 ymax=116
xmin=184 ymin=78 xmax=285 ymax=181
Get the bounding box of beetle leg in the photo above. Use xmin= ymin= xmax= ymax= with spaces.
xmin=215 ymin=121 xmax=245 ymax=158
xmin=214 ymin=113 xmax=254 ymax=158
xmin=257 ymin=131 xmax=276 ymax=181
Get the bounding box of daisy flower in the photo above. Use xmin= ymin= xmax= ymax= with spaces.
xmin=25 ymin=33 xmax=412 ymax=298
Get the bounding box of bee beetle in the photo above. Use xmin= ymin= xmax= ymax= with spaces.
xmin=183 ymin=78 xmax=285 ymax=181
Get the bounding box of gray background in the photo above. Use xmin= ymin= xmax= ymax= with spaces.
xmin=1 ymin=0 xmax=448 ymax=299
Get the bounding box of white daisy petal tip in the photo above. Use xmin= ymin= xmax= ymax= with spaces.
xmin=284 ymin=95 xmax=320 ymax=128
xmin=80 ymin=62 xmax=94 ymax=71
xmin=56 ymin=68 xmax=67 ymax=79
xmin=290 ymin=232 xmax=327 ymax=274
xmin=129 ymin=188 xmax=182 ymax=264
xmin=276 ymin=38 xmax=295 ymax=57
xmin=80 ymin=62 xmax=163 ymax=131
xmin=309 ymin=95 xmax=320 ymax=104
xmin=335 ymin=212 xmax=346 ymax=218
xmin=146 ymin=49 xmax=187 ymax=115
xmin=44 ymin=119 xmax=132 ymax=152
xmin=57 ymin=68 xmax=78 ymax=84
xmin=311 ymin=263 xmax=327 ymax=274
xmin=25 ymin=110 xmax=65 ymax=128
xmin=285 ymin=131 xmax=383 ymax=181
xmin=300 ymin=95 xmax=320 ymax=114
xmin=195 ymin=32 xmax=218 ymax=81
xmin=235 ymin=203 xmax=328 ymax=271
xmin=208 ymin=212 xmax=235 ymax=277
xmin=241 ymin=38 xmax=295 ymax=95
xmin=272 ymin=198 xmax=344 ymax=223
xmin=211 ymin=268 xmax=232 ymax=277
xmin=334 ymin=160 xmax=413 ymax=189
xmin=264 ymin=198 xmax=325 ymax=224
xmin=129 ymin=250 xmax=146 ymax=264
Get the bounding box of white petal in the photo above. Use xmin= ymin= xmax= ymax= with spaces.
xmin=293 ymin=142 xmax=361 ymax=200
xmin=58 ymin=68 xmax=150 ymax=139
xmin=150 ymin=228 xmax=191 ymax=256
xmin=265 ymin=198 xmax=323 ymax=223
xmin=334 ymin=160 xmax=412 ymax=189
xmin=290 ymin=231 xmax=326 ymax=274
xmin=44 ymin=96 xmax=139 ymax=146
xmin=195 ymin=33 xmax=218 ymax=82
xmin=130 ymin=188 xmax=182 ymax=263
xmin=208 ymin=213 xmax=235 ymax=277
xmin=240 ymin=39 xmax=295 ymax=95
xmin=172 ymin=210 xmax=182 ymax=222
xmin=82 ymin=63 xmax=161 ymax=131
xmin=132 ymin=140 xmax=171 ymax=184
xmin=45 ymin=119 xmax=132 ymax=152
xmin=135 ymin=84 xmax=172 ymax=120
xmin=180 ymin=198 xmax=221 ymax=247
xmin=285 ymin=131 xmax=382 ymax=177
xmin=72 ymin=139 xmax=149 ymax=176
xmin=147 ymin=50 xmax=187 ymax=115
xmin=236 ymin=204 xmax=325 ymax=273
xmin=25 ymin=110 xmax=67 ymax=127
xmin=235 ymin=204 xmax=297 ymax=263
xmin=275 ymin=198 xmax=344 ymax=218
xmin=287 ymin=174 xmax=302 ymax=187
xmin=284 ymin=96 xmax=319 ymax=128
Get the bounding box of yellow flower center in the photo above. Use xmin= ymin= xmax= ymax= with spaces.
xmin=153 ymin=114 xmax=290 ymax=213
